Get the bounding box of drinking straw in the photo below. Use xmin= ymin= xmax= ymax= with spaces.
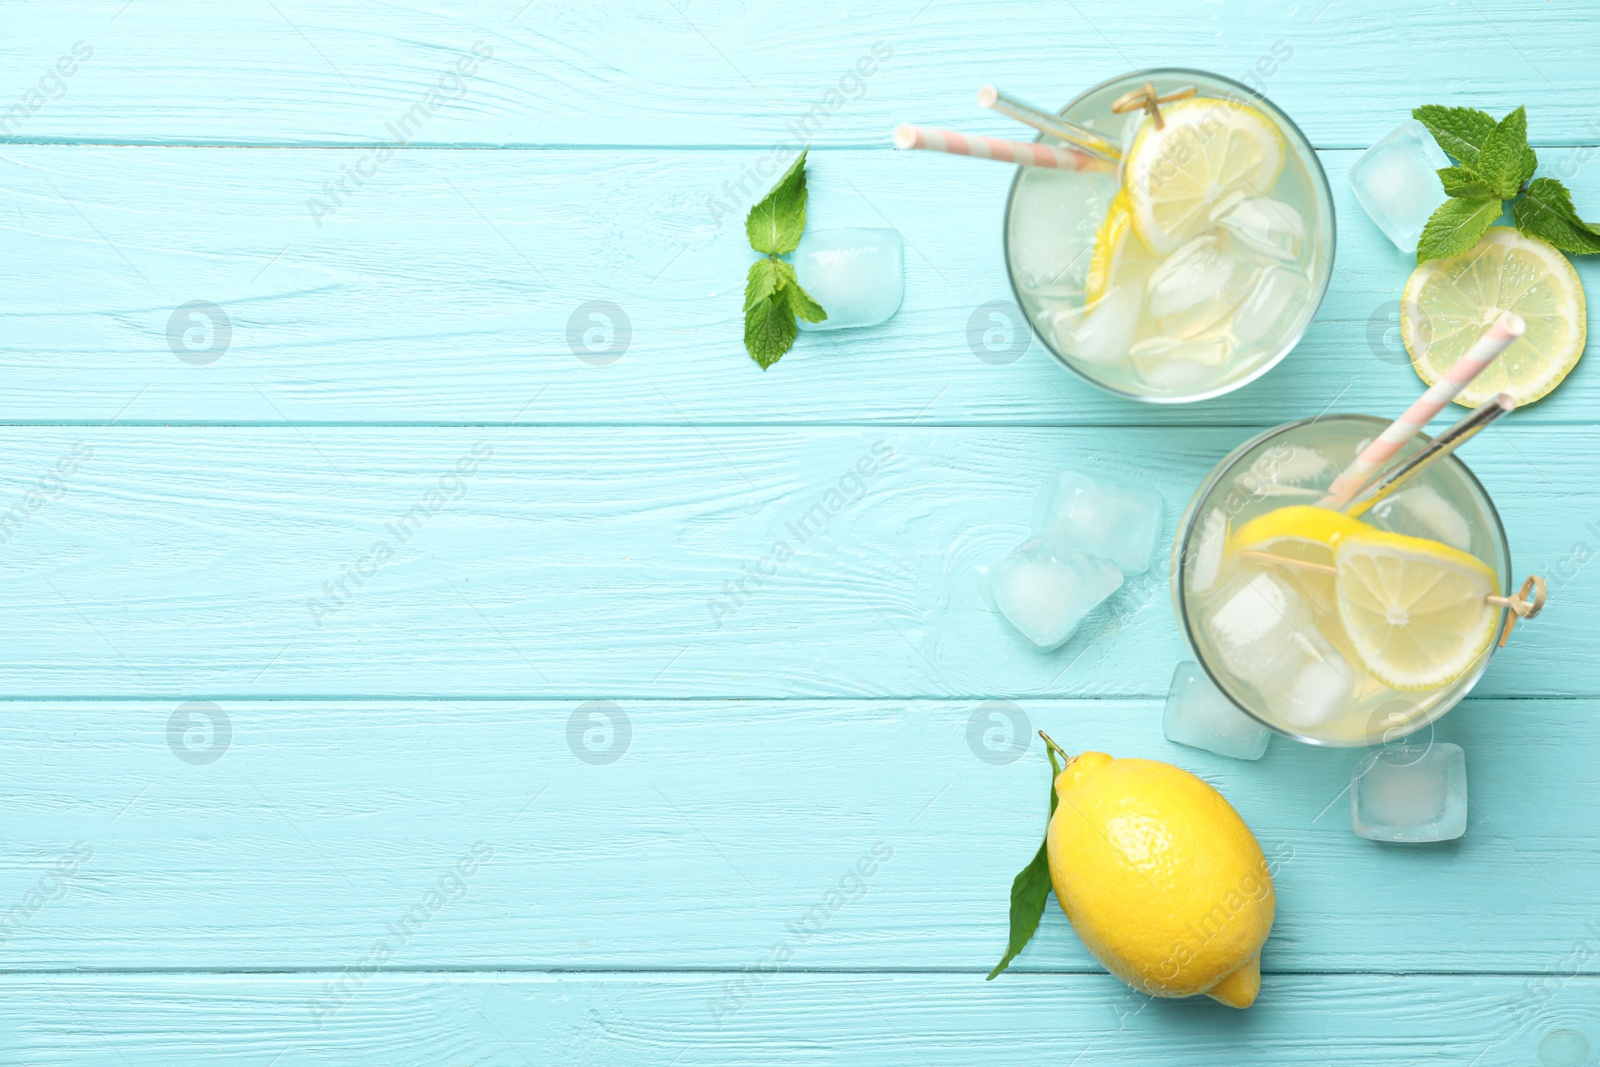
xmin=1338 ymin=393 xmax=1517 ymax=517
xmin=892 ymin=124 xmax=1111 ymax=171
xmin=1320 ymin=312 xmax=1525 ymax=506
xmin=975 ymin=85 xmax=1123 ymax=162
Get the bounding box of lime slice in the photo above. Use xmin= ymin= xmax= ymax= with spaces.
xmin=1231 ymin=505 xmax=1371 ymax=601
xmin=1402 ymin=227 xmax=1587 ymax=407
xmin=1333 ymin=529 xmax=1500 ymax=691
xmin=1123 ymin=98 xmax=1286 ymax=254
xmin=1085 ymin=190 xmax=1134 ymax=307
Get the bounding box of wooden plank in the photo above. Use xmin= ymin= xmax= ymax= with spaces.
xmin=0 ymin=146 xmax=1596 ymax=426
xmin=1 ymin=698 xmax=1595 ymax=972
xmin=3 ymin=1 xmax=1598 ymax=147
xmin=3 ymin=973 xmax=1596 ymax=1064
xmin=0 ymin=425 xmax=1588 ymax=699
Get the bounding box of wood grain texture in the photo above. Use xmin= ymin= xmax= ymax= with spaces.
xmin=1 ymin=698 xmax=1596 ymax=972
xmin=0 ymin=146 xmax=1595 ymax=425
xmin=0 ymin=426 xmax=1590 ymax=698
xmin=2 ymin=1 xmax=1598 ymax=148
xmin=4 ymin=973 xmax=1597 ymax=1065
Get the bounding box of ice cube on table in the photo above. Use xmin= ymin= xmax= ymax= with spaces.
xmin=1228 ymin=266 xmax=1309 ymax=350
xmin=1351 ymin=742 xmax=1467 ymax=842
xmin=791 ymin=228 xmax=904 ymax=331
xmin=1184 ymin=507 xmax=1229 ymax=594
xmin=1367 ymin=484 xmax=1473 ymax=552
xmin=1049 ymin=283 xmax=1142 ymax=366
xmin=1130 ymin=335 xmax=1232 ymax=391
xmin=1212 ymin=195 xmax=1308 ymax=264
xmin=1348 ymin=119 xmax=1453 ymax=254
xmin=1145 ymin=234 xmax=1254 ymax=339
xmin=1163 ymin=661 xmax=1271 ymax=760
xmin=989 ymin=540 xmax=1123 ymax=650
xmin=1039 ymin=470 xmax=1165 ymax=575
xmin=1201 ymin=568 xmax=1355 ymax=727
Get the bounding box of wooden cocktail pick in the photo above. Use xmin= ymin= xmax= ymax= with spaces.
xmin=1109 ymin=82 xmax=1197 ymax=130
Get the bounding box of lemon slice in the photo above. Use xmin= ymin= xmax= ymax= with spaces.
xmin=1123 ymin=98 xmax=1287 ymax=254
xmin=1402 ymin=227 xmax=1586 ymax=407
xmin=1085 ymin=190 xmax=1135 ymax=306
xmin=1231 ymin=505 xmax=1371 ymax=601
xmin=1333 ymin=529 xmax=1500 ymax=691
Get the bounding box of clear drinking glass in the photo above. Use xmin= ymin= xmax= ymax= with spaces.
xmin=1003 ymin=68 xmax=1335 ymax=403
xmin=1170 ymin=415 xmax=1513 ymax=746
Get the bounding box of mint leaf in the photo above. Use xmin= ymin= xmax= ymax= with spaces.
xmin=1416 ymin=196 xmax=1502 ymax=262
xmin=1413 ymin=105 xmax=1497 ymax=167
xmin=987 ymin=739 xmax=1063 ymax=981
xmin=1438 ymin=166 xmax=1493 ymax=198
xmin=1513 ymin=177 xmax=1600 ymax=254
xmin=1475 ymin=106 xmax=1537 ymax=199
xmin=745 ymin=257 xmax=779 ymax=311
xmin=744 ymin=291 xmax=797 ymax=369
xmin=772 ymin=259 xmax=827 ymax=323
xmin=745 ymin=151 xmax=809 ymax=255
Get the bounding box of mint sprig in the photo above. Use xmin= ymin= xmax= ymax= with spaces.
xmin=1414 ymin=104 xmax=1600 ymax=261
xmin=742 ymin=151 xmax=826 ymax=368
xmin=987 ymin=732 xmax=1065 ymax=981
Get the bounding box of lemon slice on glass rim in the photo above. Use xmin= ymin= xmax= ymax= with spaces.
xmin=1123 ymin=97 xmax=1287 ymax=254
xmin=1402 ymin=227 xmax=1587 ymax=407
xmin=1333 ymin=528 xmax=1501 ymax=692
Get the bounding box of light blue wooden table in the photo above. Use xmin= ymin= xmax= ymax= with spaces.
xmin=2 ymin=2 xmax=1598 ymax=1063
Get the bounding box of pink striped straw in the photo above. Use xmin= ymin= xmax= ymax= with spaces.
xmin=1321 ymin=312 xmax=1526 ymax=505
xmin=892 ymin=123 xmax=1105 ymax=171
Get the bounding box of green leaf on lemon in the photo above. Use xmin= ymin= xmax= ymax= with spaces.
xmin=987 ymin=740 xmax=1063 ymax=981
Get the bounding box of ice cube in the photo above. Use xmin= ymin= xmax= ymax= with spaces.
xmin=1236 ymin=442 xmax=1334 ymax=499
xmin=1163 ymin=661 xmax=1271 ymax=760
xmin=1367 ymin=484 xmax=1473 ymax=552
xmin=1348 ymin=119 xmax=1453 ymax=254
xmin=1130 ymin=335 xmax=1232 ymax=391
xmin=1007 ymin=168 xmax=1119 ymax=293
xmin=1228 ymin=266 xmax=1309 ymax=350
xmin=1350 ymin=742 xmax=1467 ymax=842
xmin=1212 ymin=195 xmax=1308 ymax=264
xmin=1184 ymin=507 xmax=1228 ymax=594
xmin=1050 ymin=283 xmax=1142 ymax=366
xmin=1039 ymin=470 xmax=1165 ymax=575
xmin=1282 ymin=657 xmax=1354 ymax=729
xmin=989 ymin=540 xmax=1123 ymax=649
xmin=791 ymin=228 xmax=904 ymax=331
xmin=1145 ymin=234 xmax=1254 ymax=338
xmin=1202 ymin=569 xmax=1356 ymax=723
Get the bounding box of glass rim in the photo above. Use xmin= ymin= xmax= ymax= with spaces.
xmin=1001 ymin=66 xmax=1337 ymax=404
xmin=1170 ymin=414 xmax=1515 ymax=747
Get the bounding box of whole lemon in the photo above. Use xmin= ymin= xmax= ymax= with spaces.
xmin=1047 ymin=751 xmax=1274 ymax=1008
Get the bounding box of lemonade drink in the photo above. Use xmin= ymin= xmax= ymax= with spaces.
xmin=1004 ymin=70 xmax=1334 ymax=401
xmin=1172 ymin=416 xmax=1513 ymax=745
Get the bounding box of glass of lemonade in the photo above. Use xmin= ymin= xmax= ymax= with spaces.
xmin=1171 ymin=415 xmax=1514 ymax=746
xmin=1004 ymin=69 xmax=1335 ymax=402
